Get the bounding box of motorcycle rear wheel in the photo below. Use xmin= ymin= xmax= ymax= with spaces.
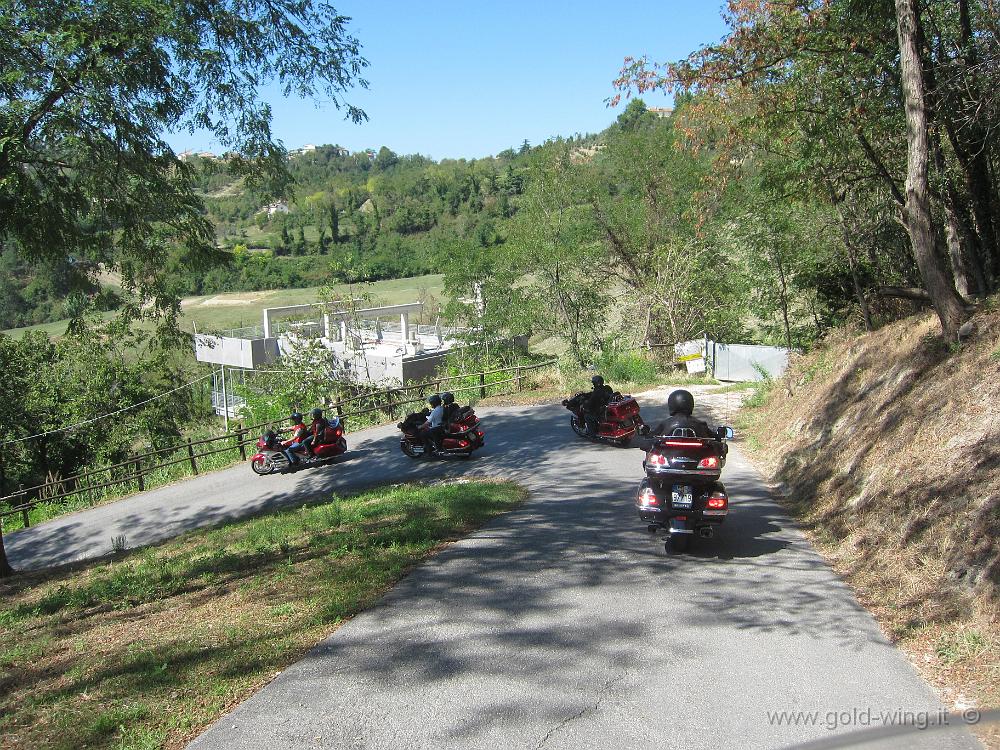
xmin=666 ymin=534 xmax=690 ymax=553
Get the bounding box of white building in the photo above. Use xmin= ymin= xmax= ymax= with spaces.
xmin=193 ymin=302 xmax=474 ymax=416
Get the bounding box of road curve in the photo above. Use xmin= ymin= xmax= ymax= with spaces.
xmin=5 ymin=392 xmax=978 ymax=749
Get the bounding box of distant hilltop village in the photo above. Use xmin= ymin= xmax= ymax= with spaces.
xmin=178 ymin=144 xmax=360 ymax=161
xmin=646 ymin=106 xmax=674 ymax=118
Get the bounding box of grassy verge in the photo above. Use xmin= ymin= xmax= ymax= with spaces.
xmin=0 ymin=480 xmax=527 ymax=750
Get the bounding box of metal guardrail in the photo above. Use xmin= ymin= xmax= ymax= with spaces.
xmin=0 ymin=360 xmax=556 ymax=525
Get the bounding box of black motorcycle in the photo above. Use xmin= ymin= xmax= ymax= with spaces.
xmin=635 ymin=425 xmax=734 ymax=553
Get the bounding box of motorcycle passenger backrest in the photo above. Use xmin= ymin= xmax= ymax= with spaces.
xmin=669 ymin=427 xmax=697 ymax=438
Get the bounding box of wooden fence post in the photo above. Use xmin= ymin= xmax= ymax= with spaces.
xmin=134 ymin=456 xmax=145 ymax=492
xmin=479 ymin=372 xmax=486 ymax=399
xmin=516 ymin=366 xmax=523 ymax=392
xmin=238 ymin=423 xmax=247 ymax=461
xmin=18 ymin=485 xmax=29 ymax=528
xmin=187 ymin=438 xmax=198 ymax=475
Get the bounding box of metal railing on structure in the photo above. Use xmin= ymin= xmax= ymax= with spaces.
xmin=0 ymin=360 xmax=556 ymax=528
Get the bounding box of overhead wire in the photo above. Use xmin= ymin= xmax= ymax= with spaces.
xmin=11 ymin=371 xmax=215 ymax=445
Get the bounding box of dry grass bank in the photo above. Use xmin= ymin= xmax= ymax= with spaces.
xmin=738 ymin=305 xmax=999 ymax=736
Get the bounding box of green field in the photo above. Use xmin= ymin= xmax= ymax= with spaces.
xmin=1 ymin=274 xmax=447 ymax=338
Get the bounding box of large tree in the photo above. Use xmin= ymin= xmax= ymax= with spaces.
xmin=614 ymin=0 xmax=995 ymax=339
xmin=0 ymin=0 xmax=368 ymax=325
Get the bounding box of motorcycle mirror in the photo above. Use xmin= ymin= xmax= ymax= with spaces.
xmin=717 ymin=426 xmax=734 ymax=440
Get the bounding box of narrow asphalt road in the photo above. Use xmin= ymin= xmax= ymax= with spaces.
xmin=5 ymin=390 xmax=978 ymax=749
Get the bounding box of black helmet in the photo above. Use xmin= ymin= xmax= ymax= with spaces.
xmin=311 ymin=408 xmax=323 ymax=420
xmin=667 ymin=389 xmax=695 ymax=416
xmin=428 ymin=394 xmax=442 ymax=407
xmin=290 ymin=412 xmax=303 ymax=423
xmin=442 ymin=392 xmax=455 ymax=405
xmin=592 ymin=375 xmax=605 ymax=388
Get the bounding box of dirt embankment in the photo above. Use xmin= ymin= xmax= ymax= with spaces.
xmin=740 ymin=306 xmax=999 ymax=719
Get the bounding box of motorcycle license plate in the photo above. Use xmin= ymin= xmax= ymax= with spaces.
xmin=671 ymin=485 xmax=694 ymax=508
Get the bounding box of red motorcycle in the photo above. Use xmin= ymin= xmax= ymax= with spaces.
xmin=398 ymin=407 xmax=485 ymax=459
xmin=563 ymin=391 xmax=646 ymax=446
xmin=250 ymin=418 xmax=348 ymax=475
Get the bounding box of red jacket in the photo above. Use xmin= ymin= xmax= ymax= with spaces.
xmin=283 ymin=422 xmax=308 ymax=447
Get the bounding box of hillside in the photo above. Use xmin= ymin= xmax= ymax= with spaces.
xmin=739 ymin=304 xmax=1000 ymax=721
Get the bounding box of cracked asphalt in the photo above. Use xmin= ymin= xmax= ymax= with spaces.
xmin=6 ymin=389 xmax=979 ymax=749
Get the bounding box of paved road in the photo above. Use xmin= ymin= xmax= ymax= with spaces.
xmin=6 ymin=390 xmax=978 ymax=749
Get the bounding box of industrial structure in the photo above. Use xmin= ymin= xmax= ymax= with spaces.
xmin=193 ymin=301 xmax=472 ymax=418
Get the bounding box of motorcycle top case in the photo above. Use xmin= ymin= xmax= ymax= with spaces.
xmin=644 ymin=437 xmax=724 ymax=481
xmin=605 ymin=396 xmax=640 ymax=421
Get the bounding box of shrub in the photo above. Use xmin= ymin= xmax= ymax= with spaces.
xmin=593 ymin=350 xmax=660 ymax=385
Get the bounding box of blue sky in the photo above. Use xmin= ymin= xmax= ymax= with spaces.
xmin=169 ymin=1 xmax=730 ymax=160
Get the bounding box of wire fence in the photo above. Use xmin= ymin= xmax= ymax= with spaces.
xmin=0 ymin=360 xmax=556 ymax=531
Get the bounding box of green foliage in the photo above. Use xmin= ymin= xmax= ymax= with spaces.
xmin=935 ymin=627 xmax=990 ymax=664
xmin=742 ymin=378 xmax=775 ymax=410
xmin=0 ymin=0 xmax=368 ymax=328
xmin=615 ymin=0 xmax=1000 ymax=335
xmin=0 ymin=319 xmax=210 ymax=497
xmin=0 ymin=247 xmax=122 ymax=328
xmin=592 ymin=349 xmax=660 ymax=385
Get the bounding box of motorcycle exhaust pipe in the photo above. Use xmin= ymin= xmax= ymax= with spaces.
xmin=698 ymin=526 xmax=714 ymax=539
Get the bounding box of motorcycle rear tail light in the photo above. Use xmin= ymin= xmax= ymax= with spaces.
xmin=698 ymin=456 xmax=719 ymax=469
xmin=649 ymin=453 xmax=666 ymax=466
xmin=706 ymin=493 xmax=728 ymax=509
xmin=638 ymin=487 xmax=658 ymax=506
xmin=662 ymin=439 xmax=701 ymax=448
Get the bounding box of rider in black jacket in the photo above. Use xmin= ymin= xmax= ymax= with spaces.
xmin=652 ymin=389 xmax=715 ymax=438
xmin=584 ymin=375 xmax=613 ymax=434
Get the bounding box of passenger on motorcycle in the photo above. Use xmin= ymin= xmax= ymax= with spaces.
xmin=441 ymin=392 xmax=459 ymax=426
xmin=303 ymin=408 xmax=329 ymax=456
xmin=421 ymin=394 xmax=445 ymax=453
xmin=584 ymin=375 xmax=613 ymax=435
xmin=282 ymin=412 xmax=308 ymax=466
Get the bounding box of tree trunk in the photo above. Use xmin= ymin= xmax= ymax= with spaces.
xmin=774 ymin=251 xmax=793 ymax=351
xmin=877 ymin=286 xmax=932 ymax=302
xmin=930 ymin=126 xmax=987 ymax=299
xmin=894 ymin=0 xmax=968 ymax=340
xmin=828 ymin=184 xmax=874 ymax=331
xmin=0 ymin=524 xmax=13 ymax=577
xmin=953 ymin=0 xmax=999 ymax=288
